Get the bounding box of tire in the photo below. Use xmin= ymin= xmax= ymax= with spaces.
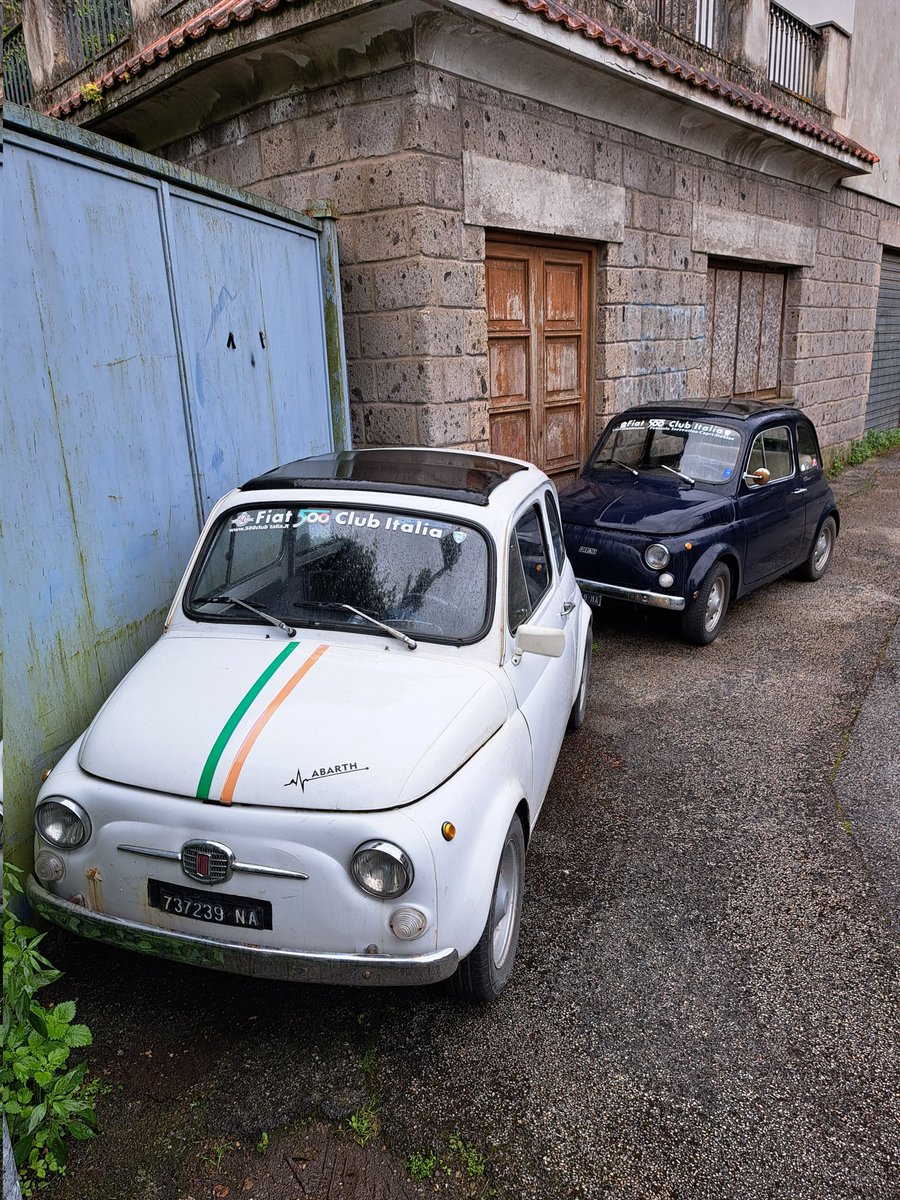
xmin=566 ymin=634 xmax=592 ymax=733
xmin=681 ymin=561 xmax=730 ymax=646
xmin=797 ymin=515 xmax=837 ymax=582
xmin=451 ymin=815 xmax=525 ymax=1002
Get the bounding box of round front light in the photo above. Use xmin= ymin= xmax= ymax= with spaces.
xmin=350 ymin=841 xmax=414 ymax=898
xmin=644 ymin=543 xmax=671 ymax=570
xmin=34 ymin=798 xmax=91 ymax=849
xmin=659 ymin=572 xmax=675 ymax=589
xmin=34 ymin=850 xmax=67 ymax=883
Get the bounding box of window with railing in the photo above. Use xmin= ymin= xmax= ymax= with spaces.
xmin=63 ymin=0 xmax=133 ymax=73
xmin=658 ymin=0 xmax=729 ymax=55
xmin=3 ymin=23 xmax=34 ymax=105
xmin=768 ymin=3 xmax=822 ymax=103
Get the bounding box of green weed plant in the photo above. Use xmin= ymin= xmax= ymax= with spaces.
xmin=829 ymin=427 xmax=900 ymax=477
xmin=2 ymin=865 xmax=103 ymax=1195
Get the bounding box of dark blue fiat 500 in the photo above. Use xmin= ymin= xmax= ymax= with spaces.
xmin=558 ymin=400 xmax=839 ymax=644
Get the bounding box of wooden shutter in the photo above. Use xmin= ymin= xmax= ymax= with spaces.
xmin=706 ymin=261 xmax=786 ymax=398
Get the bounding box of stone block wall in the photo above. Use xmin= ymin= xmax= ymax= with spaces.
xmin=162 ymin=54 xmax=893 ymax=457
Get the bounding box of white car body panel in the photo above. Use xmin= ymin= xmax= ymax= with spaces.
xmin=30 ymin=449 xmax=593 ymax=988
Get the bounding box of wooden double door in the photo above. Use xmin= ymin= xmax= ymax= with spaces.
xmin=486 ymin=238 xmax=591 ymax=482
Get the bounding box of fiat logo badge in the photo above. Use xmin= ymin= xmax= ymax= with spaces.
xmin=180 ymin=840 xmax=234 ymax=885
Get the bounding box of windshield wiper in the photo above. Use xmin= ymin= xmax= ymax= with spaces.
xmin=295 ymin=601 xmax=416 ymax=651
xmin=603 ymin=458 xmax=639 ymax=476
xmin=661 ymin=463 xmax=695 ymax=486
xmin=198 ymin=595 xmax=296 ymax=638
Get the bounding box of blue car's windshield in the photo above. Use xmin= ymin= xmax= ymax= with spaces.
xmin=591 ymin=416 xmax=742 ymax=485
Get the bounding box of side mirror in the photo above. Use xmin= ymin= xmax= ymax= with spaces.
xmin=515 ymin=624 xmax=566 ymax=659
xmin=743 ymin=467 xmax=770 ymax=486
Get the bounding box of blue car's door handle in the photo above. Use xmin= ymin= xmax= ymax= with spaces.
xmin=792 ymin=487 xmax=808 ymax=494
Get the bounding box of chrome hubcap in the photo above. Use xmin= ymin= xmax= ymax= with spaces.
xmin=491 ymin=838 xmax=521 ymax=970
xmin=814 ymin=527 xmax=832 ymax=572
xmin=704 ymin=577 xmax=725 ymax=632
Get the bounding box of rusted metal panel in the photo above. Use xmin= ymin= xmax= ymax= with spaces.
xmin=2 ymin=105 xmax=347 ymax=872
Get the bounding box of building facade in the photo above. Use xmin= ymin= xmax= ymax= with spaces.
xmin=12 ymin=0 xmax=900 ymax=477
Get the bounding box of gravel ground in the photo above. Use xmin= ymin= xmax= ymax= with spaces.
xmin=41 ymin=449 xmax=900 ymax=1200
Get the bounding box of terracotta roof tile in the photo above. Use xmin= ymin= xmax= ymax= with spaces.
xmin=45 ymin=0 xmax=878 ymax=164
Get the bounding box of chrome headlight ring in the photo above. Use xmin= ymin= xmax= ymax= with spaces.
xmin=34 ymin=797 xmax=92 ymax=849
xmin=644 ymin=543 xmax=671 ymax=570
xmin=350 ymin=840 xmax=414 ymax=899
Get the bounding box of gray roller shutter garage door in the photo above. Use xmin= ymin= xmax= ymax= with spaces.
xmin=865 ymin=249 xmax=900 ymax=432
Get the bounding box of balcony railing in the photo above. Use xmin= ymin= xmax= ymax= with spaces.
xmin=658 ymin=0 xmax=729 ymax=55
xmin=63 ymin=0 xmax=133 ymax=73
xmin=768 ymin=2 xmax=822 ymax=103
xmin=3 ymin=23 xmax=34 ymax=106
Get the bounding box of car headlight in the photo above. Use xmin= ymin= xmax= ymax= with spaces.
xmin=350 ymin=841 xmax=414 ymax=898
xmin=644 ymin=543 xmax=670 ymax=570
xmin=34 ymin=797 xmax=92 ymax=849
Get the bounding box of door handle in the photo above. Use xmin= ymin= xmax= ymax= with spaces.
xmin=792 ymin=487 xmax=808 ymax=494
xmin=561 ymin=600 xmax=576 ymax=617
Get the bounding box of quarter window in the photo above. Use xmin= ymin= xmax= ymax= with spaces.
xmin=508 ymin=506 xmax=551 ymax=632
xmin=746 ymin=426 xmax=795 ymax=486
xmin=796 ymin=423 xmax=821 ymax=474
xmin=544 ymin=491 xmax=566 ymax=572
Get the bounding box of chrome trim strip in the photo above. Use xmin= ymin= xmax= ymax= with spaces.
xmin=118 ymin=844 xmax=179 ymax=861
xmin=575 ymin=578 xmax=686 ymax=612
xmin=27 ymin=876 xmax=457 ymax=987
xmin=233 ymin=861 xmax=310 ymax=881
xmin=117 ymin=844 xmax=309 ymax=881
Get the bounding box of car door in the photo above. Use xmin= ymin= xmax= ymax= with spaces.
xmin=737 ymin=423 xmax=807 ymax=587
xmin=503 ymin=500 xmax=574 ymax=810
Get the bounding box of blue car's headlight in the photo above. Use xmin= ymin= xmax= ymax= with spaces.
xmin=644 ymin=543 xmax=670 ymax=570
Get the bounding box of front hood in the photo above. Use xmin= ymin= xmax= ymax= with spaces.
xmin=79 ymin=635 xmax=507 ymax=811
xmin=558 ymin=474 xmax=732 ymax=536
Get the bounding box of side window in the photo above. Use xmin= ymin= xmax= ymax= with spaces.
xmin=507 ymin=506 xmax=552 ymax=632
xmin=544 ymin=491 xmax=566 ymax=572
xmin=745 ymin=425 xmax=794 ymax=487
xmin=796 ymin=423 xmax=821 ymax=474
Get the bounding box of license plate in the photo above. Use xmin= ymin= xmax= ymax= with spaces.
xmin=147 ymin=879 xmax=272 ymax=930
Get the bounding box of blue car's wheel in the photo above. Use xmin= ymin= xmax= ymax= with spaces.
xmin=798 ymin=516 xmax=836 ymax=582
xmin=681 ymin=561 xmax=730 ymax=646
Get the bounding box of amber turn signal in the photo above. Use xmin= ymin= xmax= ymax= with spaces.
xmin=684 ymin=542 xmax=693 ymax=550
xmin=441 ymin=822 xmax=456 ymax=841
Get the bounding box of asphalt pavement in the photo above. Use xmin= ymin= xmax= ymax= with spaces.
xmin=40 ymin=448 xmax=900 ymax=1200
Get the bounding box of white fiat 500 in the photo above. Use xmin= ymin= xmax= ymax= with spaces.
xmin=28 ymin=449 xmax=592 ymax=1000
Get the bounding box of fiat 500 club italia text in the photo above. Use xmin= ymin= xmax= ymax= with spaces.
xmin=29 ymin=450 xmax=592 ymax=1001
xmin=559 ymin=400 xmax=839 ymax=645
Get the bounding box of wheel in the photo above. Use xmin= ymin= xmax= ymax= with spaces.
xmin=451 ymin=815 xmax=525 ymax=1002
xmin=681 ymin=561 xmax=730 ymax=646
xmin=797 ymin=515 xmax=836 ymax=582
xmin=567 ymin=634 xmax=592 ymax=733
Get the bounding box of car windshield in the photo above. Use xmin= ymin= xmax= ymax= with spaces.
xmin=186 ymin=504 xmax=491 ymax=643
xmin=591 ymin=416 xmax=742 ymax=484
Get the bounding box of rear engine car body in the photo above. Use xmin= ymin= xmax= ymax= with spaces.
xmin=559 ymin=400 xmax=839 ymax=644
xmin=28 ymin=449 xmax=592 ymax=1000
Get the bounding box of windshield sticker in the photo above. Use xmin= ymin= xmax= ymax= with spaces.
xmin=618 ymin=418 xmax=739 ymax=443
xmin=723 ymin=467 xmax=733 ymax=479
xmin=284 ymin=761 xmax=370 ymax=793
xmin=231 ymin=508 xmax=458 ymax=539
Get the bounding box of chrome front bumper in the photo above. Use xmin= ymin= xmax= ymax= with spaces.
xmin=576 ymin=577 xmax=686 ymax=612
xmin=26 ymin=876 xmax=458 ymax=987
